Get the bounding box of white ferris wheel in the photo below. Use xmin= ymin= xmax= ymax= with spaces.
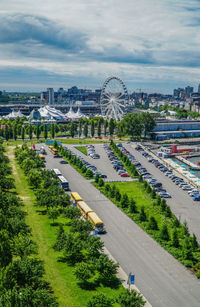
xmin=100 ymin=76 xmax=129 ymax=121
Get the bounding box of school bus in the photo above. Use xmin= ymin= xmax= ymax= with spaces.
xmin=48 ymin=145 xmax=58 ymax=155
xmin=38 ymin=154 xmax=45 ymax=161
xmin=76 ymin=201 xmax=93 ymax=218
xmin=87 ymin=211 xmax=105 ymax=233
xmin=71 ymin=192 xmax=83 ymax=205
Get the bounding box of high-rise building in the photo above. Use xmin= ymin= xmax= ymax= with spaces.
xmin=198 ymin=84 xmax=200 ymax=93
xmin=185 ymin=86 xmax=193 ymax=98
xmin=47 ymin=88 xmax=54 ymax=105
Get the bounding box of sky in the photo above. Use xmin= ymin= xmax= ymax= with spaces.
xmin=0 ymin=0 xmax=200 ymax=93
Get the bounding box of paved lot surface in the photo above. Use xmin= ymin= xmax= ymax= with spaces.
xmin=124 ymin=143 xmax=200 ymax=242
xmin=67 ymin=144 xmax=133 ymax=182
xmin=40 ymin=143 xmax=200 ymax=307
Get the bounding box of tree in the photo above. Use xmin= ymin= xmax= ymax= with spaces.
xmin=160 ymin=224 xmax=170 ymax=241
xmin=87 ymin=294 xmax=113 ymax=307
xmin=120 ymin=194 xmax=129 ymax=209
xmin=97 ymin=120 xmax=101 ymax=137
xmin=0 ymin=230 xmax=12 ymax=267
xmin=148 ymin=216 xmax=158 ymax=230
xmin=140 ymin=112 xmax=156 ymax=137
xmin=12 ymin=234 xmax=37 ymax=259
xmin=21 ymin=126 xmax=25 ymax=141
xmin=36 ymin=124 xmax=40 ymax=140
xmin=104 ymin=120 xmax=108 ymax=136
xmin=151 ymin=189 xmax=156 ymax=199
xmin=44 ymin=124 xmax=48 ymax=139
xmin=117 ymin=289 xmax=145 ymax=307
xmin=172 ymin=229 xmax=179 ymax=248
xmin=78 ymin=120 xmax=82 ymax=138
xmin=13 ymin=124 xmax=17 ymax=140
xmin=160 ymin=199 xmax=167 ymax=212
xmin=129 ymin=198 xmax=137 ymax=213
xmin=115 ymin=188 xmax=121 ymax=202
xmin=28 ymin=124 xmax=32 ymax=140
xmin=27 ymin=169 xmax=42 ymax=188
xmin=5 ymin=125 xmax=9 ymax=141
xmin=109 ymin=118 xmax=115 ymax=136
xmin=96 ymin=254 xmax=119 ymax=281
xmin=191 ymin=233 xmax=198 ymax=250
xmin=139 ymin=206 xmax=146 ymax=222
xmin=51 ymin=124 xmax=55 ymax=139
xmin=70 ymin=122 xmax=76 ymax=138
xmin=98 ymin=178 xmax=104 ymax=187
xmin=84 ymin=122 xmax=88 ymax=138
xmin=73 ymin=262 xmax=92 ymax=284
xmin=48 ymin=207 xmax=60 ymax=223
xmin=91 ymin=120 xmax=95 ymax=137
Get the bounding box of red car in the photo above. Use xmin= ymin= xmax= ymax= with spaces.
xmin=120 ymin=173 xmax=130 ymax=177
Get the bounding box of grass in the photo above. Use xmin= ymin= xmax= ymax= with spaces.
xmin=7 ymin=146 xmax=124 ymax=307
xmin=75 ymin=146 xmax=88 ymax=155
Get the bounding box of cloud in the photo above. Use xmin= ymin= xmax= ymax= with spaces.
xmin=0 ymin=0 xmax=200 ymax=92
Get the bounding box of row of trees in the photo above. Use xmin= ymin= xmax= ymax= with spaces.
xmin=98 ymin=141 xmax=200 ymax=277
xmin=15 ymin=144 xmax=145 ymax=306
xmin=0 ymin=142 xmax=58 ymax=306
xmin=117 ymin=112 xmax=156 ymax=138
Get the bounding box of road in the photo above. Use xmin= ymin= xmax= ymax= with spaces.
xmin=124 ymin=143 xmax=200 ymax=242
xmin=42 ymin=144 xmax=200 ymax=307
xmin=67 ymin=144 xmax=133 ymax=182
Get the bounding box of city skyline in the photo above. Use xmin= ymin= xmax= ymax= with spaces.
xmin=0 ymin=0 xmax=200 ymax=93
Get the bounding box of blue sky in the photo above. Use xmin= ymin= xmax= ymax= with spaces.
xmin=0 ymin=0 xmax=200 ymax=93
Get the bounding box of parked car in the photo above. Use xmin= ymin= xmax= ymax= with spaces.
xmin=159 ymin=193 xmax=171 ymax=198
xmin=120 ymin=173 xmax=130 ymax=177
xmin=193 ymin=195 xmax=200 ymax=201
xmin=59 ymin=160 xmax=68 ymax=164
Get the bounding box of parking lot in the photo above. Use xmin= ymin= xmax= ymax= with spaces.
xmin=67 ymin=144 xmax=134 ymax=182
xmin=124 ymin=143 xmax=200 ymax=241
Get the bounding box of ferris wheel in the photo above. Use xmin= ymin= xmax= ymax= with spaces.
xmin=100 ymin=76 xmax=129 ymax=121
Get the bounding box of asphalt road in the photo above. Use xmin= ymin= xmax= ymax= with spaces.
xmin=41 ymin=144 xmax=200 ymax=307
xmin=124 ymin=143 xmax=200 ymax=242
xmin=67 ymin=144 xmax=133 ymax=182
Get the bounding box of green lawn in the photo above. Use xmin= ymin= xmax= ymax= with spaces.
xmin=107 ymin=181 xmax=173 ymax=230
xmin=75 ymin=146 xmax=88 ymax=155
xmin=7 ymin=146 xmax=124 ymax=307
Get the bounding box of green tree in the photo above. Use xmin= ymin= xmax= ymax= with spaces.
xmin=28 ymin=124 xmax=32 ymax=140
xmin=73 ymin=262 xmax=92 ymax=284
xmin=117 ymin=289 xmax=145 ymax=307
xmin=97 ymin=120 xmax=101 ymax=137
xmin=12 ymin=234 xmax=37 ymax=259
xmin=70 ymin=122 xmax=76 ymax=138
xmin=51 ymin=124 xmax=55 ymax=139
xmin=78 ymin=120 xmax=82 ymax=138
xmin=191 ymin=233 xmax=198 ymax=250
xmin=172 ymin=229 xmax=179 ymax=248
xmin=5 ymin=125 xmax=9 ymax=141
xmin=27 ymin=169 xmax=42 ymax=188
xmin=148 ymin=216 xmax=158 ymax=230
xmin=48 ymin=207 xmax=60 ymax=223
xmin=13 ymin=124 xmax=17 ymax=140
xmin=109 ymin=118 xmax=115 ymax=136
xmin=160 ymin=224 xmax=170 ymax=241
xmin=96 ymin=254 xmax=119 ymax=281
xmin=87 ymin=294 xmax=113 ymax=307
xmin=91 ymin=120 xmax=95 ymax=137
xmin=44 ymin=124 xmax=48 ymax=139
xmin=21 ymin=126 xmax=25 ymax=141
xmin=140 ymin=112 xmax=156 ymax=136
xmin=98 ymin=178 xmax=104 ymax=187
xmin=0 ymin=230 xmax=12 ymax=267
xmin=36 ymin=123 xmax=40 ymax=140
xmin=129 ymin=198 xmax=137 ymax=213
xmin=104 ymin=120 xmax=108 ymax=136
xmin=84 ymin=122 xmax=88 ymax=138
xmin=120 ymin=193 xmax=129 ymax=208
xmin=138 ymin=206 xmax=146 ymax=222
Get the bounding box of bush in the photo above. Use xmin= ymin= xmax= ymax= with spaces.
xmin=86 ymin=169 xmax=93 ymax=179
xmin=160 ymin=224 xmax=170 ymax=241
xmin=117 ymin=289 xmax=145 ymax=307
xmin=87 ymin=294 xmax=113 ymax=307
xmin=98 ymin=178 xmax=104 ymax=187
xmin=148 ymin=216 xmax=158 ymax=230
xmin=138 ymin=206 xmax=146 ymax=222
xmin=120 ymin=194 xmax=129 ymax=209
xmin=129 ymin=198 xmax=137 ymax=213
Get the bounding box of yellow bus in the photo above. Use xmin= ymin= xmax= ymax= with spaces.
xmin=48 ymin=146 xmax=58 ymax=155
xmin=71 ymin=192 xmax=83 ymax=205
xmin=38 ymin=154 xmax=45 ymax=161
xmin=87 ymin=212 xmax=105 ymax=233
xmin=76 ymin=201 xmax=93 ymax=218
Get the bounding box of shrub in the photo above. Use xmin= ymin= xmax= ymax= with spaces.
xmin=129 ymin=198 xmax=137 ymax=213
xmin=87 ymin=294 xmax=113 ymax=307
xmin=120 ymin=194 xmax=129 ymax=209
xmin=160 ymin=224 xmax=170 ymax=241
xmin=172 ymin=229 xmax=179 ymax=248
xmin=138 ymin=206 xmax=146 ymax=222
xmin=148 ymin=216 xmax=158 ymax=230
xmin=98 ymin=178 xmax=104 ymax=187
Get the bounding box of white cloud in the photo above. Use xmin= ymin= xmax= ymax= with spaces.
xmin=0 ymin=0 xmax=200 ymax=91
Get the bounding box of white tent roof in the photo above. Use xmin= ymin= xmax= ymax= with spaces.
xmin=38 ymin=105 xmax=67 ymax=120
xmin=4 ymin=110 xmax=25 ymax=119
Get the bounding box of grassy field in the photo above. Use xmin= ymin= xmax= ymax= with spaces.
xmin=7 ymin=146 xmax=124 ymax=307
xmin=106 ymin=181 xmax=173 ymax=230
xmin=75 ymin=146 xmax=88 ymax=155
